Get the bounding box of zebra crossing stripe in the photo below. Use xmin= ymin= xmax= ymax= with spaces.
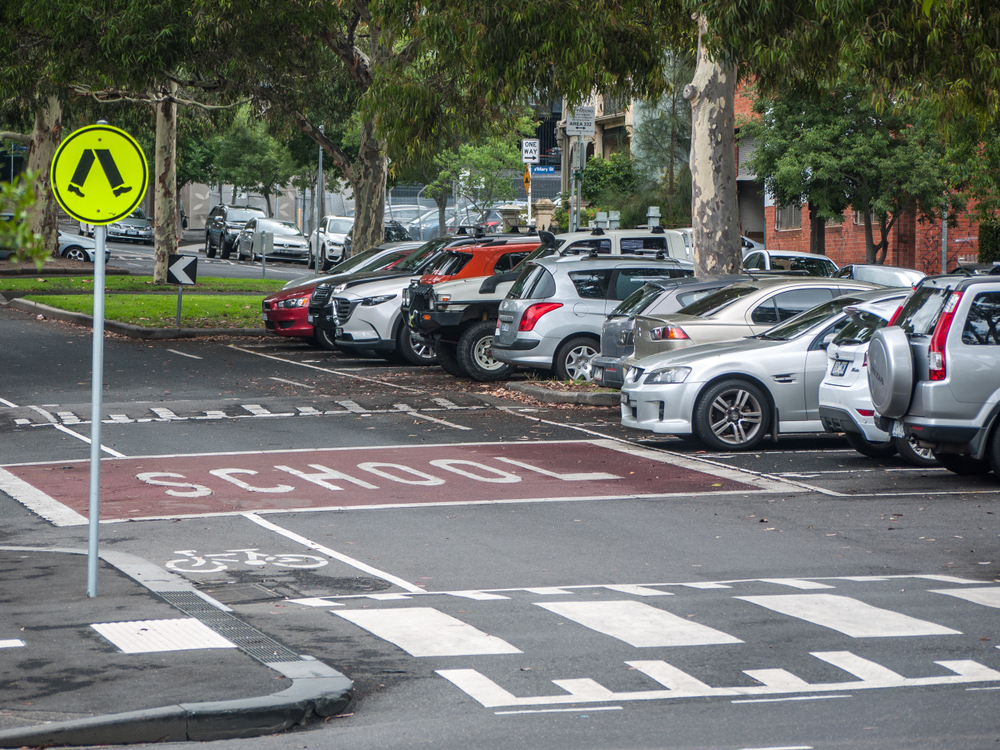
xmin=333 ymin=607 xmax=522 ymax=657
xmin=737 ymin=594 xmax=961 ymax=638
xmin=535 ymin=600 xmax=743 ymax=647
xmin=930 ymin=586 xmax=1000 ymax=608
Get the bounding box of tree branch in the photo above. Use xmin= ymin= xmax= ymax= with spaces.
xmin=293 ymin=110 xmax=355 ymax=186
xmin=0 ymin=131 xmax=31 ymax=146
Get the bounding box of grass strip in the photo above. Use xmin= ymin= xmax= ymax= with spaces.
xmin=0 ymin=275 xmax=289 ymax=293
xmin=26 ymin=294 xmax=266 ymax=329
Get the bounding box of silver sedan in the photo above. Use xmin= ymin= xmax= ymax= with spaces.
xmin=620 ymin=289 xmax=907 ymax=451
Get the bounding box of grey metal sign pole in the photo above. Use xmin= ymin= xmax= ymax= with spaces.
xmin=87 ymin=225 xmax=107 ymax=597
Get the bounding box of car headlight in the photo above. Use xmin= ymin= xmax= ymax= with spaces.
xmin=333 ymin=283 xmax=347 ymax=293
xmin=361 ymin=294 xmax=396 ymax=306
xmin=402 ymin=288 xmax=412 ymax=305
xmin=275 ymin=297 xmax=309 ymax=308
xmin=644 ymin=366 xmax=691 ymax=384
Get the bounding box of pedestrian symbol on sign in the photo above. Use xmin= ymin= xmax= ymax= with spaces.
xmin=67 ymin=149 xmax=133 ymax=199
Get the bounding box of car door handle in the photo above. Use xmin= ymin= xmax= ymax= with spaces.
xmin=771 ymin=374 xmax=796 ymax=383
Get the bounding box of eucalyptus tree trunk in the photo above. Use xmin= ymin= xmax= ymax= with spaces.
xmin=350 ymin=119 xmax=387 ymax=257
xmin=152 ymin=81 xmax=178 ymax=284
xmin=683 ymin=15 xmax=740 ymax=277
xmin=26 ymin=93 xmax=62 ymax=255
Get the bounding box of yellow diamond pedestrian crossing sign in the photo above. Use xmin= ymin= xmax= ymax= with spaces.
xmin=51 ymin=124 xmax=148 ymax=225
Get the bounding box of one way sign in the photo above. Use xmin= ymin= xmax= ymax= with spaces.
xmin=167 ymin=254 xmax=198 ymax=285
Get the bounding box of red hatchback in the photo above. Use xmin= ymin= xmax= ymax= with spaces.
xmin=262 ymin=242 xmax=421 ymax=349
xmin=415 ymin=238 xmax=540 ymax=286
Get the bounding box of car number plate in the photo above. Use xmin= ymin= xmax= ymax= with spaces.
xmin=500 ymin=322 xmax=511 ymax=332
xmin=335 ymin=326 xmax=343 ymax=337
xmin=262 ymin=313 xmax=269 ymax=321
xmin=620 ymin=393 xmax=630 ymax=406
xmin=307 ymin=315 xmax=316 ymax=324
xmin=891 ymin=421 xmax=906 ymax=438
xmin=831 ymin=359 xmax=849 ymax=377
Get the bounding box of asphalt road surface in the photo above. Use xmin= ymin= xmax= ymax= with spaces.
xmin=1 ymin=298 xmax=999 ymax=750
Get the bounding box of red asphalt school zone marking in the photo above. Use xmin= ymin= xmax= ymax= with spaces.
xmin=1 ymin=440 xmax=779 ymax=525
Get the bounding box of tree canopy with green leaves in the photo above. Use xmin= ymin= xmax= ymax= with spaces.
xmin=741 ymin=83 xmax=960 ymax=264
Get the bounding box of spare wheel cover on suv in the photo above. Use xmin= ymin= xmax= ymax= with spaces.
xmin=868 ymin=327 xmax=914 ymax=418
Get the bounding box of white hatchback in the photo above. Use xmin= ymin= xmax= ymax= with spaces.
xmin=818 ymin=298 xmax=935 ymax=465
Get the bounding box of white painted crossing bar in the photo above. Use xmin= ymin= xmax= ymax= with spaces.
xmin=535 ymin=600 xmax=743 ymax=647
xmin=91 ymin=619 xmax=237 ymax=653
xmin=931 ymin=586 xmax=1000 ymax=608
xmin=437 ymin=654 xmax=1000 ymax=708
xmin=334 ymin=607 xmax=521 ymax=657
xmin=736 ymin=594 xmax=961 ymax=637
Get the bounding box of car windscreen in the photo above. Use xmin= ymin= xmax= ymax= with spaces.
xmin=677 ymin=285 xmax=758 ymax=317
xmin=393 ymin=238 xmax=454 ymax=272
xmin=228 ymin=209 xmax=265 ymax=223
xmin=328 ymin=219 xmax=353 ymax=233
xmin=756 ymin=296 xmax=866 ymax=341
xmin=129 ymin=208 xmax=148 ymax=220
xmin=358 ymin=250 xmax=411 ymax=272
xmin=259 ymin=220 xmax=302 ymax=236
xmin=833 ymin=310 xmax=890 ymax=345
xmin=896 ymin=285 xmax=952 ymax=336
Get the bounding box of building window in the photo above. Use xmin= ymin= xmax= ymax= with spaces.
xmin=853 ymin=209 xmax=869 ymax=226
xmin=776 ymin=203 xmax=801 ymax=230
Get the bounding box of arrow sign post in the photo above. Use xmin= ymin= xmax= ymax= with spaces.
xmin=168 ymin=254 xmax=197 ymax=326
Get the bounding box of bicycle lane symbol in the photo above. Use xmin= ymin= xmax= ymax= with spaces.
xmin=166 ymin=549 xmax=329 ymax=574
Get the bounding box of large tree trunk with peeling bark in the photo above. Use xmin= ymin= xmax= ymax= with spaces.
xmin=152 ymin=83 xmax=178 ymax=284
xmin=27 ymin=93 xmax=62 ymax=256
xmin=683 ymin=15 xmax=740 ymax=277
xmin=349 ymin=121 xmax=387 ymax=257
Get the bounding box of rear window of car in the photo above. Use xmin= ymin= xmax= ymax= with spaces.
xmin=751 ymin=287 xmax=836 ymax=324
xmin=962 ymin=291 xmax=1000 ymax=345
xmin=834 ymin=310 xmax=890 ymax=345
xmin=563 ymin=239 xmax=612 ymax=254
xmin=612 ymin=267 xmax=683 ymax=300
xmin=679 ymin=285 xmax=758 ymax=317
xmin=610 ymin=283 xmax=668 ymax=317
xmin=896 ymin=285 xmax=952 ymax=336
xmin=509 ymin=264 xmax=556 ymax=299
xmin=769 ymin=255 xmax=837 ymax=276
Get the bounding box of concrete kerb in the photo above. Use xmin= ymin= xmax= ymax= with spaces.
xmin=7 ymin=298 xmax=268 ymax=339
xmin=503 ymin=381 xmax=619 ymax=406
xmin=0 ymin=546 xmax=353 ymax=747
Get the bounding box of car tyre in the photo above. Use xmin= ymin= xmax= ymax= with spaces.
xmin=62 ymin=247 xmax=90 ymax=263
xmin=894 ymin=435 xmax=938 ymax=467
xmin=220 ymin=237 xmax=232 ymax=260
xmin=844 ymin=432 xmax=898 ymax=460
xmin=205 ymin=233 xmax=216 ymax=258
xmin=311 ymin=326 xmax=339 ymax=351
xmin=457 ymin=321 xmax=516 ymax=382
xmin=554 ymin=336 xmax=598 ymax=381
xmin=397 ymin=325 xmax=437 ymax=366
xmin=436 ymin=342 xmax=467 ymax=377
xmin=693 ymin=378 xmax=771 ymax=451
xmin=933 ymin=452 xmax=991 ymax=475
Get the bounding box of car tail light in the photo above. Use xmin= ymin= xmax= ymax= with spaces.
xmin=857 ymin=408 xmax=875 ymax=417
xmin=649 ymin=325 xmax=689 ymax=341
xmin=518 ymin=302 xmax=563 ymax=331
xmin=887 ymin=305 xmax=903 ymax=325
xmin=929 ymin=291 xmax=962 ymax=381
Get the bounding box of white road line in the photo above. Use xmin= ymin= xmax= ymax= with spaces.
xmin=0 ymin=397 xmax=19 ymax=408
xmin=241 ymin=512 xmax=423 ymax=593
xmin=228 ymin=345 xmax=424 ymax=393
xmin=603 ymin=585 xmax=673 ymax=597
xmin=334 ymin=607 xmax=521 ymax=657
xmin=931 ymin=587 xmax=1000 ymax=608
xmin=166 ymin=349 xmax=203 ymax=360
xmin=495 ymin=706 xmax=623 ymax=715
xmin=0 ymin=639 xmax=25 ymax=648
xmin=28 ymin=405 xmax=58 ymax=423
xmin=269 ymin=377 xmax=313 ymax=388
xmin=0 ymin=469 xmax=89 ymax=526
xmin=536 ymin=600 xmax=743 ymax=647
xmin=53 ymin=424 xmax=126 ymax=458
xmin=738 ymin=594 xmax=962 ymax=638
xmin=394 ymin=403 xmax=472 ymax=431
xmin=91 ymin=619 xmax=236 ymax=653
xmin=758 ymin=579 xmax=836 ymax=590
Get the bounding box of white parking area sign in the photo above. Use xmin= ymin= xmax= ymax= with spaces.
xmin=521 ymin=139 xmax=539 ymax=164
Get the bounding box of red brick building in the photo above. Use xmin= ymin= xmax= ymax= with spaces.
xmin=734 ymin=86 xmax=982 ymax=273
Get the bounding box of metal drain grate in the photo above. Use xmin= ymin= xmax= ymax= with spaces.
xmin=159 ymin=591 xmax=300 ymax=664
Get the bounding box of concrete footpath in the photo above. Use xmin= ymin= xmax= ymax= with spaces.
xmin=0 ymin=546 xmax=352 ymax=746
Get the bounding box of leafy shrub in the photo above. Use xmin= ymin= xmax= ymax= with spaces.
xmin=979 ymin=217 xmax=1000 ymax=264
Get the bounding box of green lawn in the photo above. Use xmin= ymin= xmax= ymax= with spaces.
xmin=0 ymin=275 xmax=289 ymax=293
xmin=26 ymin=294 xmax=267 ymax=328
